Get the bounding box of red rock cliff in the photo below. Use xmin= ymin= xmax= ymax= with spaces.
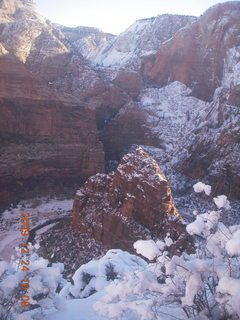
xmin=0 ymin=0 xmax=107 ymax=206
xmin=72 ymin=149 xmax=191 ymax=252
xmin=0 ymin=49 xmax=104 ymax=205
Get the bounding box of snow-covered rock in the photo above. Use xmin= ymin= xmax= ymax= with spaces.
xmin=90 ymin=14 xmax=196 ymax=69
xmin=61 ymin=249 xmax=147 ymax=299
xmin=54 ymin=24 xmax=115 ymax=60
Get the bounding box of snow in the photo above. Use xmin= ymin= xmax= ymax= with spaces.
xmin=138 ymin=82 xmax=208 ymax=180
xmin=187 ymin=216 xmax=205 ymax=236
xmin=15 ymin=314 xmax=33 ymax=320
xmin=225 ymin=229 xmax=240 ymax=256
xmin=61 ymin=249 xmax=147 ymax=299
xmin=186 ymin=211 xmax=220 ymax=237
xmin=0 ymin=231 xmax=21 ymax=261
xmin=1 ymin=210 xmax=240 ymax=320
xmin=216 ymin=277 xmax=240 ymax=316
xmin=45 ymin=291 xmax=108 ymax=320
xmin=181 ymin=272 xmax=202 ymax=306
xmin=1 ymin=272 xmax=24 ymax=292
xmin=31 ymin=256 xmax=49 ymax=270
xmin=0 ymin=197 xmax=73 ymax=263
xmin=30 ymin=275 xmax=44 ymax=292
xmin=35 ymin=223 xmax=58 ymax=235
xmin=213 ymin=195 xmax=231 ymax=209
xmin=2 ymin=198 xmax=73 ymax=220
xmin=94 ymin=269 xmax=162 ymax=320
xmin=156 ymin=240 xmax=166 ymax=251
xmin=0 ymin=260 xmax=7 ymax=277
xmin=133 ymin=240 xmax=160 ymax=260
xmin=164 ymin=235 xmax=174 ymax=247
xmin=193 ymin=182 xmax=212 ymax=196
xmin=222 ymin=47 xmax=240 ymax=89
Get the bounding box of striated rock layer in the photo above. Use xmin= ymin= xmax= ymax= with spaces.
xmin=72 ymin=149 xmax=192 ymax=253
xmin=0 ymin=50 xmax=104 ymax=206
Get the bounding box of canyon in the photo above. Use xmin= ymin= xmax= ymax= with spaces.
xmin=0 ymin=0 xmax=239 ymax=250
xmin=0 ymin=2 xmax=240 ymax=319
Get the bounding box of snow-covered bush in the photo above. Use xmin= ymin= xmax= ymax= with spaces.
xmin=94 ymin=191 xmax=240 ymax=320
xmin=0 ymin=244 xmax=66 ymax=320
xmin=60 ymin=249 xmax=147 ymax=300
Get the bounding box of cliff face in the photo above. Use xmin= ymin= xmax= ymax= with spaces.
xmin=0 ymin=52 xmax=104 ymax=205
xmin=72 ymin=149 xmax=192 ymax=252
xmin=141 ymin=2 xmax=240 ymax=102
xmin=0 ymin=0 xmax=105 ymax=205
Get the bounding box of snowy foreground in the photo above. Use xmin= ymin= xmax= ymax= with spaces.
xmin=0 ymin=184 xmax=240 ymax=320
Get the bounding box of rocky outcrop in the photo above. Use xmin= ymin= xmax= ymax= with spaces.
xmin=72 ymin=149 xmax=192 ymax=251
xmin=142 ymin=2 xmax=240 ymax=102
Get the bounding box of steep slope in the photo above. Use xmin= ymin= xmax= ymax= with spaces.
xmin=90 ymin=14 xmax=196 ymax=69
xmin=180 ymin=45 xmax=240 ymax=198
xmin=141 ymin=2 xmax=240 ymax=101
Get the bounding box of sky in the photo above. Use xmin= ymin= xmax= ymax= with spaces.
xmin=35 ymin=0 xmax=235 ymax=35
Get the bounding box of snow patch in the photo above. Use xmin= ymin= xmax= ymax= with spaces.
xmin=213 ymin=195 xmax=231 ymax=209
xmin=225 ymin=229 xmax=240 ymax=256
xmin=193 ymin=182 xmax=211 ymax=196
xmin=133 ymin=240 xmax=160 ymax=260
